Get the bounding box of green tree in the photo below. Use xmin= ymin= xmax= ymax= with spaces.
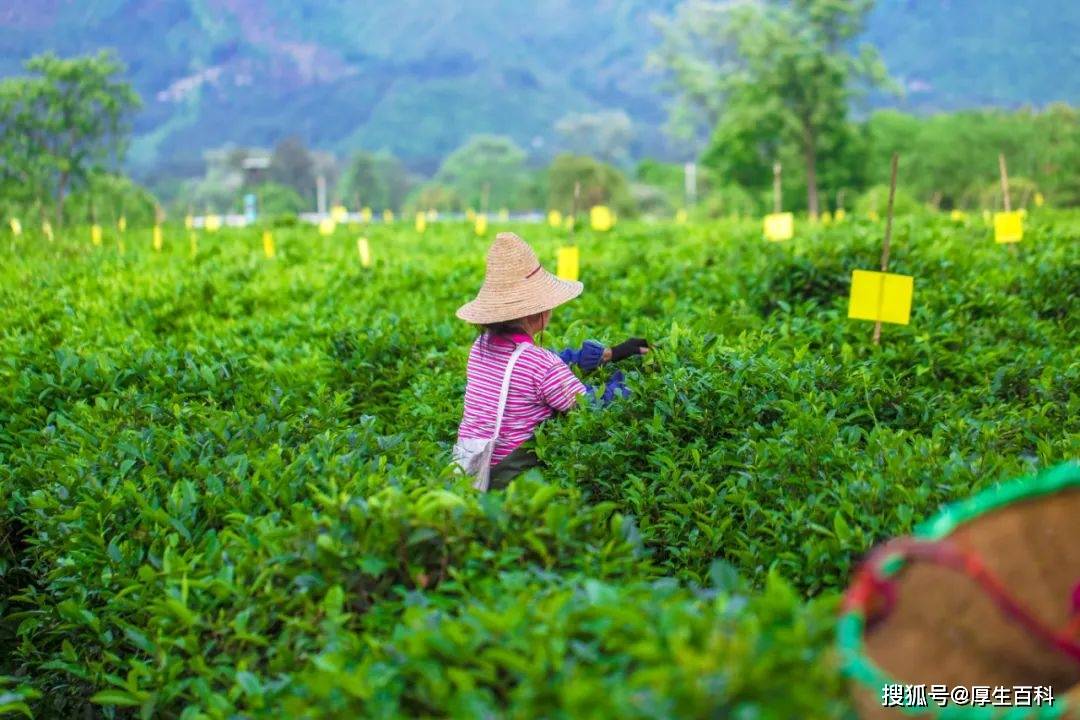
xmin=252 ymin=182 xmax=306 ymax=216
xmin=547 ymin=154 xmax=635 ymax=216
xmin=435 ymin=135 xmax=528 ymax=210
xmin=269 ymin=136 xmax=316 ymax=204
xmin=652 ymin=0 xmax=890 ymax=216
xmin=340 ymin=150 xmax=413 ymax=212
xmin=0 ymin=51 xmax=140 ymax=226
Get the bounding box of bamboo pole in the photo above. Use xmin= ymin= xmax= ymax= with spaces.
xmin=773 ymin=162 xmax=782 ymax=214
xmin=873 ymin=153 xmax=899 ymax=346
xmin=998 ymin=153 xmax=1011 ymax=212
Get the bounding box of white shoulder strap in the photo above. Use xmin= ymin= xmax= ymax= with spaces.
xmin=492 ymin=343 xmax=528 ymax=440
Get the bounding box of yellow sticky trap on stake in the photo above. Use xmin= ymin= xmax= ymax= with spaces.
xmin=675 ymin=209 xmax=688 ymax=224
xmin=868 ymin=210 xmax=880 ymax=222
xmin=357 ymin=237 xmax=371 ymax=268
xmin=848 ymin=270 xmax=914 ymax=325
xmin=415 ymin=212 xmax=427 ymax=233
xmin=262 ymin=230 xmax=276 ymax=258
xmin=556 ymin=246 xmax=579 ymax=281
xmin=91 ymin=224 xmax=103 ymax=245
xmin=834 ymin=209 xmax=846 ymax=222
xmin=118 ymin=216 xmax=127 ymax=233
xmin=474 ymin=214 xmax=488 ymax=236
xmin=153 ymin=225 xmax=163 ymax=252
xmin=564 ymin=215 xmax=575 ymax=231
xmin=360 ymin=207 xmax=372 ymax=223
xmin=319 ymin=218 xmax=336 ymax=236
xmin=548 ymin=210 xmax=562 ymax=228
xmin=184 ymin=215 xmax=194 ymax=230
xmin=9 ymin=218 xmax=22 ymax=236
xmin=763 ymin=212 xmax=794 ymax=241
xmin=1034 ymin=192 xmax=1045 ymax=208
xmin=465 ymin=208 xmax=476 ymax=222
xmin=950 ymin=209 xmax=966 ymax=222
xmin=382 ymin=209 xmax=394 ymax=223
xmin=590 ymin=205 xmax=614 ymax=231
xmin=42 ymin=221 xmax=53 ymax=242
xmin=993 ymin=211 xmax=1023 ymax=244
xmin=331 ymin=205 xmax=348 ymax=223
xmin=498 ymin=208 xmax=510 ymax=222
xmin=820 ymin=211 xmax=832 ymax=225
xmin=205 ymin=215 xmax=222 ymax=232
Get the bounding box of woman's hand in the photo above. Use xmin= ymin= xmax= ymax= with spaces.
xmin=607 ymin=338 xmax=649 ymax=363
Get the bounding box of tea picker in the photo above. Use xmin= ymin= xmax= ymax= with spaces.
xmin=452 ymin=232 xmax=649 ymax=491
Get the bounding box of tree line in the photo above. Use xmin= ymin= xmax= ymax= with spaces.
xmin=2 ymin=2 xmax=1078 ymax=228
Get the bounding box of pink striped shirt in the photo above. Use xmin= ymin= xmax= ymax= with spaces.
xmin=457 ymin=333 xmax=587 ymax=465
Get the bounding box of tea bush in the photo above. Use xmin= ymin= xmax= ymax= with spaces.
xmin=0 ymin=212 xmax=1076 ymax=717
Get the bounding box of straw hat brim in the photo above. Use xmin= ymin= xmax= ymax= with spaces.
xmin=456 ymin=269 xmax=583 ymax=324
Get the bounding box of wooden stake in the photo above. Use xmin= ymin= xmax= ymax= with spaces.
xmin=837 ymin=189 xmax=846 ymax=213
xmin=998 ymin=153 xmax=1011 ymax=212
xmin=873 ymin=153 xmax=899 ymax=346
xmin=773 ymin=162 xmax=782 ymax=214
xmin=571 ymin=180 xmax=581 ymax=236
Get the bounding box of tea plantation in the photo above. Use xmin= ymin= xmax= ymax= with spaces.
xmin=1 ymin=213 xmax=1077 ymax=718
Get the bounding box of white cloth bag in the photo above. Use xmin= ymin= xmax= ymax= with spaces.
xmin=452 ymin=343 xmax=527 ymax=491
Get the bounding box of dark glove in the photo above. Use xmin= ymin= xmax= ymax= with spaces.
xmin=557 ymin=340 xmax=605 ymax=372
xmin=609 ymin=338 xmax=649 ymax=363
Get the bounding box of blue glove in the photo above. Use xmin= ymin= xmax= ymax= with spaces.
xmin=557 ymin=340 xmax=606 ymax=372
xmin=586 ymin=370 xmax=630 ymax=407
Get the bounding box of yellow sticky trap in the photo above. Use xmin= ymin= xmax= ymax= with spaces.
xmin=556 ymin=246 xmax=579 ymax=281
xmin=415 ymin=212 xmax=427 ymax=233
xmin=950 ymin=209 xmax=966 ymax=222
xmin=993 ymin=211 xmax=1023 ymax=244
xmin=9 ymin=218 xmax=22 ymax=236
xmin=982 ymin=210 xmax=992 ymax=225
xmin=331 ymin=205 xmax=348 ymax=223
xmin=91 ymin=224 xmax=103 ymax=245
xmin=319 ymin=218 xmax=336 ymax=236
xmin=153 ymin=225 xmax=163 ymax=252
xmin=474 ymin=214 xmax=488 ymax=236
xmin=820 ymin=211 xmax=832 ymax=225
xmin=205 ymin=215 xmax=222 ymax=232
xmin=1034 ymin=192 xmax=1045 ymax=208
xmin=189 ymin=232 xmax=198 ymax=257
xmin=357 ymin=237 xmax=371 ymax=268
xmin=834 ymin=209 xmax=846 ymax=222
xmin=564 ymin=215 xmax=575 ymax=231
xmin=675 ymin=209 xmax=688 ymax=224
xmin=427 ymin=208 xmax=437 ymax=220
xmin=763 ymin=212 xmax=794 ymax=241
xmin=117 ymin=216 xmax=127 ymax=232
xmin=184 ymin=215 xmax=194 ymax=230
xmin=382 ymin=210 xmax=394 ymax=223
xmin=848 ymin=270 xmax=914 ymax=325
xmin=498 ymin=208 xmax=510 ymax=222
xmin=360 ymin=207 xmax=372 ymax=223
xmin=465 ymin=208 xmax=476 ymax=222
xmin=590 ymin=205 xmax=614 ymax=231
xmin=548 ymin=210 xmax=562 ymax=228
xmin=868 ymin=211 xmax=880 ymax=222
xmin=42 ymin=221 xmax=53 ymax=242
xmin=262 ymin=230 xmax=276 ymax=258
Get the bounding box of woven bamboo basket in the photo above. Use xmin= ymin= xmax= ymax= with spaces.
xmin=838 ymin=462 xmax=1080 ymax=719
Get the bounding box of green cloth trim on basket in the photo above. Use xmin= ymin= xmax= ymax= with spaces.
xmin=837 ymin=460 xmax=1080 ymax=719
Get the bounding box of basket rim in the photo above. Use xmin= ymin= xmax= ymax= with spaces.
xmin=837 ymin=460 xmax=1080 ymax=719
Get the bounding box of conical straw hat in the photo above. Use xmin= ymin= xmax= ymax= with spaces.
xmin=457 ymin=232 xmax=583 ymax=324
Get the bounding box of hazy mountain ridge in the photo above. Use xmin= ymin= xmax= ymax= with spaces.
xmin=1 ymin=0 xmax=1076 ymax=177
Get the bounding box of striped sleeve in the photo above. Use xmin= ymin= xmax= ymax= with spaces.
xmin=535 ymin=353 xmax=587 ymax=411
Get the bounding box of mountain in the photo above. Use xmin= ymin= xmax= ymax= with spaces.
xmin=1 ymin=0 xmax=1077 ymax=179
